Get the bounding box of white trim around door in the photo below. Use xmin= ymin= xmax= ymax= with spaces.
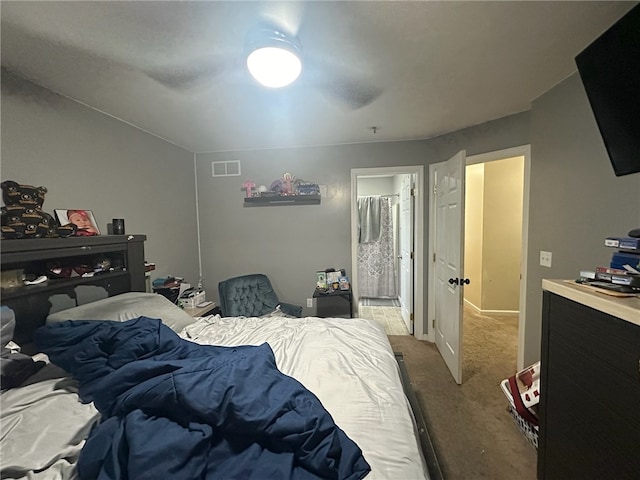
xmin=427 ymin=145 xmax=531 ymax=370
xmin=351 ymin=165 xmax=426 ymax=340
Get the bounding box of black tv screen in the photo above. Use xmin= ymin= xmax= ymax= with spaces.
xmin=575 ymin=4 xmax=640 ymax=177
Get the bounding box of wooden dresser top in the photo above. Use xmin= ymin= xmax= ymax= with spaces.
xmin=543 ymin=279 xmax=640 ymax=327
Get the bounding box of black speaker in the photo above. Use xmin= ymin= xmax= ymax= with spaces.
xmin=112 ymin=218 xmax=125 ymax=235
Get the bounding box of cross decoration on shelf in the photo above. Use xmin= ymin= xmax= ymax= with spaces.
xmin=242 ymin=180 xmax=256 ymax=197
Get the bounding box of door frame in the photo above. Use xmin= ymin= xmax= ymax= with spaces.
xmin=351 ymin=165 xmax=426 ymax=340
xmin=427 ymin=145 xmax=531 ymax=370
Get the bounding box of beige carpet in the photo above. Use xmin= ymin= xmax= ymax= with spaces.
xmin=387 ymin=306 xmax=537 ymax=480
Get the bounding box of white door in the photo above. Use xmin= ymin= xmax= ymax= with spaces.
xmin=433 ymin=151 xmax=466 ymax=384
xmin=399 ymin=174 xmax=414 ymax=333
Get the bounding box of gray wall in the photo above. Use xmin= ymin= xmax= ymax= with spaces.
xmin=358 ymin=177 xmax=396 ymax=197
xmin=195 ymin=111 xmax=531 ymax=324
xmin=1 ymin=69 xmax=200 ymax=285
xmin=524 ymin=73 xmax=640 ymax=365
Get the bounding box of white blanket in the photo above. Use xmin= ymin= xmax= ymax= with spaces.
xmin=181 ymin=315 xmax=429 ymax=479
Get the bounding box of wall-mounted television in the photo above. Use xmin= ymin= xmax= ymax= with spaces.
xmin=575 ymin=4 xmax=640 ymax=177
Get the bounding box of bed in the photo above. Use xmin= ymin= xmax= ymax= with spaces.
xmin=1 ymin=292 xmax=436 ymax=479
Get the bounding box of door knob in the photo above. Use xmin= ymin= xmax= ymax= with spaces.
xmin=448 ymin=278 xmax=459 ymax=285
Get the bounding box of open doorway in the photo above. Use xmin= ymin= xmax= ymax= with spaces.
xmin=463 ymin=154 xmax=525 ymax=381
xmin=427 ymin=145 xmax=531 ymax=384
xmin=351 ymin=166 xmax=425 ymax=339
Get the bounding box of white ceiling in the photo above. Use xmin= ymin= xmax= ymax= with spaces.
xmin=1 ymin=1 xmax=635 ymax=153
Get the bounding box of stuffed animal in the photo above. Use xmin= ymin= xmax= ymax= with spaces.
xmin=1 ymin=180 xmax=77 ymax=239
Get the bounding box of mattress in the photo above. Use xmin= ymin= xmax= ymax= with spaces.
xmin=181 ymin=315 xmax=429 ymax=479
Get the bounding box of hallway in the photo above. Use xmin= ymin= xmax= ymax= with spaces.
xmin=358 ymin=302 xmax=409 ymax=335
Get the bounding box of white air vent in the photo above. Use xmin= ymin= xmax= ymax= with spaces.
xmin=212 ymin=160 xmax=241 ymax=177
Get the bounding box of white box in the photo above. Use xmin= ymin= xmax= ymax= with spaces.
xmin=178 ymin=290 xmax=205 ymax=309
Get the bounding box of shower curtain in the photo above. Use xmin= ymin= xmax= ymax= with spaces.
xmin=357 ymin=196 xmax=397 ymax=298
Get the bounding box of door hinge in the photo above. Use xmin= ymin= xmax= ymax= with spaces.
xmin=432 ymin=318 xmax=435 ymax=329
xmin=410 ymin=313 xmax=414 ymax=321
xmin=411 ymin=187 xmax=416 ymax=197
xmin=433 ymin=184 xmax=437 ymax=195
xmin=410 ymin=251 xmax=414 ymax=260
xmin=433 ymin=252 xmax=436 ymax=262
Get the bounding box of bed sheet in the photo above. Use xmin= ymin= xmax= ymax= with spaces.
xmin=181 ymin=315 xmax=429 ymax=479
xmin=0 ymin=363 xmax=100 ymax=480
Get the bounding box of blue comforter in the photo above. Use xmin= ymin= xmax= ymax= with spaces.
xmin=35 ymin=317 xmax=371 ymax=480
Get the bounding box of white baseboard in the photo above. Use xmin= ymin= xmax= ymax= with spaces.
xmin=463 ymin=298 xmax=519 ymax=316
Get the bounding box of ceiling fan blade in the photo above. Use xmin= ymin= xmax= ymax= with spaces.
xmin=144 ymin=53 xmax=241 ymax=91
xmin=317 ymin=75 xmax=383 ymax=110
xmin=303 ymin=58 xmax=383 ymax=110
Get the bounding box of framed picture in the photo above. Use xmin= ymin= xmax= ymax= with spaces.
xmin=338 ymin=276 xmax=350 ymax=290
xmin=316 ymin=271 xmax=327 ymax=290
xmin=326 ymin=271 xmax=341 ymax=284
xmin=55 ymin=209 xmax=100 ymax=236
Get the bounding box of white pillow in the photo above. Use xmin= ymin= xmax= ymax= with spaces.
xmin=45 ymin=292 xmax=195 ymax=333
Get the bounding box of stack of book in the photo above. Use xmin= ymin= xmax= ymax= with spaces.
xmin=577 ymin=236 xmax=640 ymax=293
xmin=605 ymin=236 xmax=640 ymax=269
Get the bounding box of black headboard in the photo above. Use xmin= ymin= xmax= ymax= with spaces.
xmin=1 ymin=234 xmax=146 ymax=348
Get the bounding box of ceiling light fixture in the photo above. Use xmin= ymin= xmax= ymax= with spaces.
xmin=246 ymin=27 xmax=302 ymax=88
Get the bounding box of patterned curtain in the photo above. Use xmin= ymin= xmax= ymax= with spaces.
xmin=357 ymin=196 xmax=397 ymax=298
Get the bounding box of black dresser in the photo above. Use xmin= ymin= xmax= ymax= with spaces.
xmin=538 ymin=280 xmax=640 ymax=480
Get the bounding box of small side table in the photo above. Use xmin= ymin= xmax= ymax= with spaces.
xmin=183 ymin=303 xmax=220 ymax=317
xmin=313 ymin=288 xmax=353 ymax=318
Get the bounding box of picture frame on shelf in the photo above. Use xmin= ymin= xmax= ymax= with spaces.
xmin=316 ymin=271 xmax=327 ymax=290
xmin=326 ymin=271 xmax=341 ymax=284
xmin=55 ymin=209 xmax=100 ymax=236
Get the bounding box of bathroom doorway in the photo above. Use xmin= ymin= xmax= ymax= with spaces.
xmin=351 ymin=165 xmax=425 ymax=339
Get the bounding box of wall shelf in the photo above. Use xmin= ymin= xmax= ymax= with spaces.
xmin=244 ymin=195 xmax=321 ymax=206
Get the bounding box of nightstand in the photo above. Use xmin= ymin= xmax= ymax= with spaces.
xmin=183 ymin=303 xmax=220 ymax=317
xmin=313 ymin=288 xmax=353 ymax=318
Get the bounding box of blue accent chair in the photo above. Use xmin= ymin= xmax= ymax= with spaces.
xmin=217 ymin=274 xmax=303 ymax=318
